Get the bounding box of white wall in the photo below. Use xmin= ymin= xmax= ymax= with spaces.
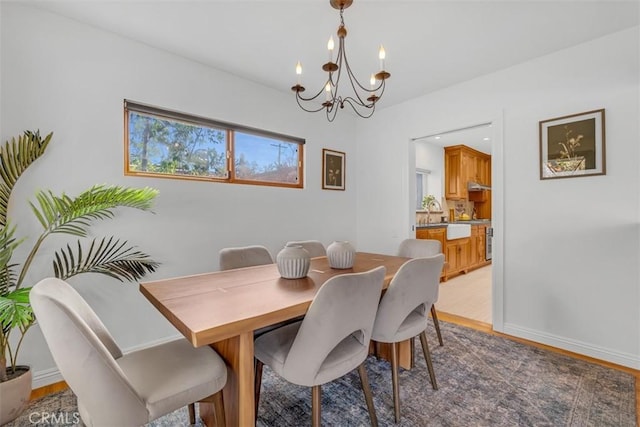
xmin=356 ymin=27 xmax=640 ymax=368
xmin=1 ymin=3 xmax=358 ymax=387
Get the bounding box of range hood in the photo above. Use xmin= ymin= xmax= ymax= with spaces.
xmin=468 ymin=182 xmax=491 ymax=191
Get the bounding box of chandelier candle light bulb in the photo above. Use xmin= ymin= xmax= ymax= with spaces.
xmin=296 ymin=61 xmax=302 ymax=85
xmin=328 ymin=36 xmax=335 ymax=61
xmin=379 ymin=45 xmax=386 ymax=70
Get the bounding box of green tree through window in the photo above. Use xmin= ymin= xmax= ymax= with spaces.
xmin=125 ymin=101 xmax=304 ymax=188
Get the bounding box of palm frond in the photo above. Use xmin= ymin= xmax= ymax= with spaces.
xmin=0 ymin=131 xmax=52 ymax=227
xmin=0 ymin=288 xmax=33 ymax=330
xmin=0 ymin=264 xmax=19 ymax=297
xmin=30 ymin=185 xmax=159 ymax=237
xmin=0 ymin=225 xmax=22 ymax=296
xmin=53 ymin=237 xmax=160 ymax=282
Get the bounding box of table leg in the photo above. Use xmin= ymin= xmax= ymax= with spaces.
xmin=370 ymin=339 xmax=413 ymax=370
xmin=200 ymin=332 xmax=255 ymax=427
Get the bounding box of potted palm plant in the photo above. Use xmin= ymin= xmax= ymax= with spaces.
xmin=0 ymin=130 xmax=160 ymax=424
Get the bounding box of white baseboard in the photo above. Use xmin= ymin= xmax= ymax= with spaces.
xmin=502 ymin=322 xmax=640 ymax=370
xmin=32 ymin=333 xmax=183 ymax=389
xmin=32 ymin=367 xmax=64 ymax=389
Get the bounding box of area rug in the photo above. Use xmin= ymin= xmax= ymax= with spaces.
xmin=7 ymin=322 xmax=636 ymax=426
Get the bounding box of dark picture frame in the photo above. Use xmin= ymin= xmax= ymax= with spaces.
xmin=539 ymin=109 xmax=606 ymax=180
xmin=322 ymin=148 xmax=345 ymax=190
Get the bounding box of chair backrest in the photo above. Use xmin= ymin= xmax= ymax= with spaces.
xmin=285 ymin=240 xmax=327 ymax=258
xmin=30 ymin=278 xmax=149 ymax=425
xmin=283 ymin=266 xmax=385 ymax=385
xmin=218 ymin=245 xmax=273 ymax=270
xmin=397 ymin=238 xmax=441 ymax=258
xmin=372 ymin=255 xmax=444 ymax=342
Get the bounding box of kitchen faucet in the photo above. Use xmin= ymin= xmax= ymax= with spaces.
xmin=426 ymin=199 xmax=442 ymax=225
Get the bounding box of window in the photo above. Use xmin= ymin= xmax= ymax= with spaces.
xmin=416 ymin=169 xmax=430 ymax=210
xmin=124 ymin=100 xmax=304 ymax=188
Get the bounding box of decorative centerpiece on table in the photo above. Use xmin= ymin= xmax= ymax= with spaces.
xmin=276 ymin=244 xmax=310 ymax=279
xmin=326 ymin=241 xmax=356 ymax=269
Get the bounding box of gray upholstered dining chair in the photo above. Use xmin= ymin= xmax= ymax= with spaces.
xmin=397 ymin=238 xmax=444 ymax=346
xmin=218 ymin=244 xmax=273 ymax=270
xmin=30 ymin=278 xmax=227 ymax=427
xmin=285 ymin=240 xmax=327 ymax=257
xmin=371 ymin=255 xmax=445 ymax=423
xmin=254 ymin=266 xmax=386 ymax=427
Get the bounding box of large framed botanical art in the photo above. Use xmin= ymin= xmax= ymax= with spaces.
xmin=539 ymin=109 xmax=605 ymax=180
xmin=322 ymin=148 xmax=345 ymax=190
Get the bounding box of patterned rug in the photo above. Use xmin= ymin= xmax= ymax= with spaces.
xmin=7 ymin=322 xmax=636 ymax=426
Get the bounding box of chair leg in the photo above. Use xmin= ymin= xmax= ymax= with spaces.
xmin=312 ymin=385 xmax=322 ymax=427
xmin=197 ymin=392 xmax=226 ymax=426
xmin=212 ymin=390 xmax=226 ymax=427
xmin=409 ymin=336 xmax=416 ymax=368
xmin=431 ymin=304 xmax=444 ymax=346
xmin=391 ymin=341 xmax=401 ymax=424
xmin=419 ymin=331 xmax=438 ymax=390
xmin=188 ymin=403 xmax=196 ymax=425
xmin=357 ymin=363 xmax=379 ymax=427
xmin=255 ymin=359 xmax=264 ymax=423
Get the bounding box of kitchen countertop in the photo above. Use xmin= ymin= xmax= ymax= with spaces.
xmin=416 ymin=219 xmax=491 ymax=228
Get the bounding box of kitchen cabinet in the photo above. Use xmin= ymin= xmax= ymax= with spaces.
xmin=445 ymin=237 xmax=470 ymax=277
xmin=475 ymin=195 xmax=492 ymax=220
xmin=476 ymin=156 xmax=491 ymax=186
xmin=417 ymin=224 xmax=490 ymax=281
xmin=416 ymin=227 xmax=446 ymax=251
xmin=444 ymin=145 xmax=491 ymax=200
xmin=444 ymin=148 xmax=465 ymax=200
xmin=470 ymin=225 xmax=487 ymax=268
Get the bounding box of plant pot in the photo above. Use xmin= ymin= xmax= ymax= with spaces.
xmin=0 ymin=365 xmax=32 ymax=425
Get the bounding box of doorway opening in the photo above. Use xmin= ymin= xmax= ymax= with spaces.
xmin=411 ymin=122 xmax=497 ymax=327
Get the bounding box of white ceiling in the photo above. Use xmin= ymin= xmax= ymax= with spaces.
xmin=24 ymin=0 xmax=639 ymax=111
xmin=416 ymin=123 xmax=493 ymax=154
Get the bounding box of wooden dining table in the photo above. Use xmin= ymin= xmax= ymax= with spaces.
xmin=139 ymin=252 xmax=411 ymax=427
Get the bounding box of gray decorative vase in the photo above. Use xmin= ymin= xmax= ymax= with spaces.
xmin=327 ymin=241 xmax=356 ymax=269
xmin=276 ymin=243 xmax=311 ymax=279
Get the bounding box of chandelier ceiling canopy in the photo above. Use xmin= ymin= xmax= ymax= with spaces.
xmin=291 ymin=0 xmax=390 ymax=122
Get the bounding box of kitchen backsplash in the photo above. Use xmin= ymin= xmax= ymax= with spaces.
xmin=416 ymin=199 xmax=477 ymax=224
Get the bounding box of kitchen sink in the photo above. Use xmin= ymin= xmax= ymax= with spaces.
xmin=446 ymin=223 xmax=471 ymax=240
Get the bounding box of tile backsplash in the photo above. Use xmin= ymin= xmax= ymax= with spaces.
xmin=416 ymin=199 xmax=476 ymax=224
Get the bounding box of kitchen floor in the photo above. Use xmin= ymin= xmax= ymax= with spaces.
xmin=435 ymin=265 xmax=492 ymax=324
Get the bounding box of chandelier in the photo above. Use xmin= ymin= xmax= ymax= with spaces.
xmin=291 ymin=0 xmax=390 ymax=122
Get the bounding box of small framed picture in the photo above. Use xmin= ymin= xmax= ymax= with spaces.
xmin=539 ymin=109 xmax=606 ymax=180
xmin=322 ymin=148 xmax=345 ymax=190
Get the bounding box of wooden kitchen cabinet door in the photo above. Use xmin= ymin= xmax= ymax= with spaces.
xmin=444 ymin=148 xmax=464 ymax=199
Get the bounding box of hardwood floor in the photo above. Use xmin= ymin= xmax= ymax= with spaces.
xmin=437 ymin=265 xmax=492 ymax=324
